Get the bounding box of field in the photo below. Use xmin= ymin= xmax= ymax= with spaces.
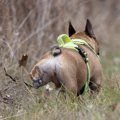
xmin=0 ymin=0 xmax=120 ymax=120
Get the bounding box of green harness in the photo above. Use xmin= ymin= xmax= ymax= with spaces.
xmin=57 ymin=34 xmax=98 ymax=95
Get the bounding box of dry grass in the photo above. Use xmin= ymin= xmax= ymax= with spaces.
xmin=0 ymin=0 xmax=120 ymax=120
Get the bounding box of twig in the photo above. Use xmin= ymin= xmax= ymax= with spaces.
xmin=24 ymin=81 xmax=33 ymax=88
xmin=4 ymin=68 xmax=16 ymax=82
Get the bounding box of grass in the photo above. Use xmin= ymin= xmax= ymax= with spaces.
xmin=0 ymin=0 xmax=120 ymax=119
xmin=0 ymin=57 xmax=120 ymax=120
xmin=1 ymin=92 xmax=120 ymax=120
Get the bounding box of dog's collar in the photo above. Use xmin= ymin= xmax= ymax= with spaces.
xmin=57 ymin=34 xmax=88 ymax=51
xmin=57 ymin=34 xmax=99 ymax=57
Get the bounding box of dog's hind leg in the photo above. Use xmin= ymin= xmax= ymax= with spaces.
xmin=57 ymin=74 xmax=78 ymax=95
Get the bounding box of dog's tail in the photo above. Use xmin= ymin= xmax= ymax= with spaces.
xmin=51 ymin=46 xmax=62 ymax=57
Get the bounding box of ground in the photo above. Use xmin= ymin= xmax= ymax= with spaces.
xmin=0 ymin=0 xmax=120 ymax=120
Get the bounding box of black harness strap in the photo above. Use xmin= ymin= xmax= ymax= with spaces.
xmin=75 ymin=46 xmax=90 ymax=95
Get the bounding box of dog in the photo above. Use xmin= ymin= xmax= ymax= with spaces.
xmin=30 ymin=19 xmax=103 ymax=96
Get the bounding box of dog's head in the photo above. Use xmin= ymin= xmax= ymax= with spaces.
xmin=68 ymin=19 xmax=100 ymax=55
xmin=30 ymin=65 xmax=51 ymax=89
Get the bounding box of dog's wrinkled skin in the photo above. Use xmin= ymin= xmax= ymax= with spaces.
xmin=30 ymin=19 xmax=103 ymax=96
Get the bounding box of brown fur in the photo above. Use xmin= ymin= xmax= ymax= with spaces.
xmin=30 ymin=19 xmax=103 ymax=95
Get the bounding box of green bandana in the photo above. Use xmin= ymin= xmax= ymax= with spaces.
xmin=57 ymin=34 xmax=90 ymax=51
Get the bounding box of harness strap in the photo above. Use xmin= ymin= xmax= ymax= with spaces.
xmin=72 ymin=38 xmax=100 ymax=59
xmin=57 ymin=34 xmax=98 ymax=95
xmin=57 ymin=34 xmax=99 ymax=58
xmin=76 ymin=47 xmax=90 ymax=95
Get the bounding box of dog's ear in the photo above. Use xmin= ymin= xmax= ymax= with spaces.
xmin=35 ymin=66 xmax=41 ymax=74
xmin=85 ymin=19 xmax=96 ymax=39
xmin=31 ymin=66 xmax=41 ymax=78
xmin=68 ymin=21 xmax=76 ymax=37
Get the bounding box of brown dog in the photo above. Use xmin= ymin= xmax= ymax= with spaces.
xmin=30 ymin=19 xmax=103 ymax=96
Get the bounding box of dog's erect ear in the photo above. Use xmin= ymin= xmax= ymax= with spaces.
xmin=68 ymin=21 xmax=76 ymax=37
xmin=85 ymin=19 xmax=96 ymax=39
